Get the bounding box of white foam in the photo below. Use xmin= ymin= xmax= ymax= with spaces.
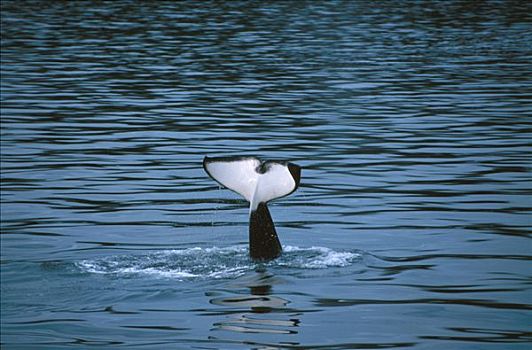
xmin=77 ymin=261 xmax=105 ymax=274
xmin=76 ymin=245 xmax=360 ymax=280
xmin=281 ymin=246 xmax=360 ymax=269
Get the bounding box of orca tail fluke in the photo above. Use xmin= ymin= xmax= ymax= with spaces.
xmin=202 ymin=156 xmax=300 ymax=261
xmin=249 ymin=202 xmax=282 ymax=261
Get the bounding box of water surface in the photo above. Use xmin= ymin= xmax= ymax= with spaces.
xmin=1 ymin=1 xmax=531 ymax=349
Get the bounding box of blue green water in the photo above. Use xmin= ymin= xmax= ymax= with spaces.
xmin=1 ymin=1 xmax=531 ymax=349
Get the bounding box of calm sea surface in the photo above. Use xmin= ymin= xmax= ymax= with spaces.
xmin=1 ymin=2 xmax=531 ymax=349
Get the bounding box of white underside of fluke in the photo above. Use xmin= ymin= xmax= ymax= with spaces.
xmin=203 ymin=156 xmax=298 ymax=212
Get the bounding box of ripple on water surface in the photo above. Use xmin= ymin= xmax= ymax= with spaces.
xmin=76 ymin=245 xmax=362 ymax=280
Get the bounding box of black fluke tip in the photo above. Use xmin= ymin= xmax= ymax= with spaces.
xmin=288 ymin=163 xmax=301 ymax=189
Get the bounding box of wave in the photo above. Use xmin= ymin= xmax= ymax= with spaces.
xmin=76 ymin=245 xmax=361 ymax=280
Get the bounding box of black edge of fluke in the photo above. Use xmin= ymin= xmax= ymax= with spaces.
xmin=202 ymin=155 xmax=208 ymax=169
xmin=202 ymin=156 xmax=213 ymax=183
xmin=288 ymin=162 xmax=301 ymax=192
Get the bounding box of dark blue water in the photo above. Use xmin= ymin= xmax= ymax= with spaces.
xmin=1 ymin=1 xmax=531 ymax=349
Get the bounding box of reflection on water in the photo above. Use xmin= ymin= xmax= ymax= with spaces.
xmin=210 ymin=272 xmax=298 ymax=335
xmin=1 ymin=1 xmax=531 ymax=349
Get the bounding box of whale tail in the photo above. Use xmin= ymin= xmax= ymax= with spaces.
xmin=203 ymin=156 xmax=301 ymax=261
xmin=249 ymin=202 xmax=282 ymax=261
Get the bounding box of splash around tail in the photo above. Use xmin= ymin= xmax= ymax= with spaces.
xmin=203 ymin=156 xmax=301 ymax=261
